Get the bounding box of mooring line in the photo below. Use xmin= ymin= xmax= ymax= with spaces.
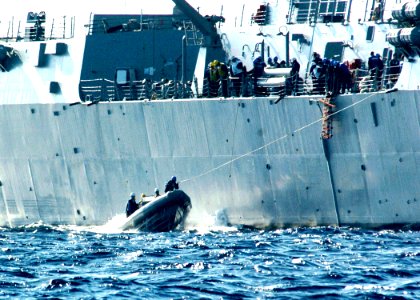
xmin=180 ymin=92 xmax=378 ymax=184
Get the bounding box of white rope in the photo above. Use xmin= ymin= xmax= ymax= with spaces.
xmin=180 ymin=92 xmax=377 ymax=184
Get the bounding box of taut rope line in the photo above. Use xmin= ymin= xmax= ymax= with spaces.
xmin=180 ymin=92 xmax=378 ymax=184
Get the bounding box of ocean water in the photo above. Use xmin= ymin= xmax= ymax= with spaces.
xmin=1 ymin=220 xmax=419 ymax=299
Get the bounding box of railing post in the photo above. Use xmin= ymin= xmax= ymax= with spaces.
xmin=63 ymin=16 xmax=66 ymax=39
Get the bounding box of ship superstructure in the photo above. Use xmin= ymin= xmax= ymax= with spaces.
xmin=0 ymin=0 xmax=419 ymax=228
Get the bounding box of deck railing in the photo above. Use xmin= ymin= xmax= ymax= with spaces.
xmin=86 ymin=14 xmax=191 ymax=35
xmin=0 ymin=15 xmax=74 ymax=42
xmin=79 ymin=64 xmax=401 ymax=102
xmin=79 ymin=79 xmax=194 ymax=102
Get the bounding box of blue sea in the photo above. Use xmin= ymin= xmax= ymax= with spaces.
xmin=1 ymin=222 xmax=419 ymax=299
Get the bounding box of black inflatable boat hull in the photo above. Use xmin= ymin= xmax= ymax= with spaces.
xmin=121 ymin=190 xmax=191 ymax=232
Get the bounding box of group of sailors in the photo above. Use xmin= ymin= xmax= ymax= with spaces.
xmin=204 ymin=54 xmax=302 ymax=98
xmin=309 ymin=52 xmax=354 ymax=95
xmin=204 ymin=54 xmax=302 ymax=97
xmin=204 ymin=49 xmax=401 ymax=98
xmin=125 ymin=176 xmax=179 ymax=217
xmin=309 ymin=51 xmax=402 ymax=95
xmin=204 ymin=56 xmax=280 ymax=97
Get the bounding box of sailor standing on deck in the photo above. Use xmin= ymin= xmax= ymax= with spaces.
xmin=229 ymin=56 xmax=245 ymax=96
xmin=165 ymin=176 xmax=179 ymax=193
xmin=252 ymin=56 xmax=266 ymax=96
xmin=290 ymin=58 xmax=300 ymax=94
xmin=205 ymin=61 xmax=220 ymax=97
xmin=125 ymin=192 xmax=139 ymax=217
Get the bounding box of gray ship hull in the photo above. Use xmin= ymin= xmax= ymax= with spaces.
xmin=0 ymin=90 xmax=418 ymax=228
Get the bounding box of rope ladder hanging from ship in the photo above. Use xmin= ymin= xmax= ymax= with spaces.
xmin=320 ymin=93 xmax=336 ymax=139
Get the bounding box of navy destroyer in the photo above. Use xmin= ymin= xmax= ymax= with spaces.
xmin=0 ymin=0 xmax=418 ymax=228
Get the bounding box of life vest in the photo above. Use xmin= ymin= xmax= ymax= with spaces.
xmin=209 ymin=68 xmax=219 ymax=82
xmin=217 ymin=63 xmax=228 ymax=78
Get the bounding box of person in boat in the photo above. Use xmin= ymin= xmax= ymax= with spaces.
xmin=126 ymin=192 xmax=139 ymax=217
xmin=165 ymin=176 xmax=179 ymax=193
xmin=154 ymin=188 xmax=160 ymax=198
xmin=140 ymin=193 xmax=147 ymax=207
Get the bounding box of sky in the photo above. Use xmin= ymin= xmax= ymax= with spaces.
xmin=0 ymin=0 xmax=260 ymax=38
xmin=0 ymin=0 xmax=257 ymax=37
xmin=0 ymin=0 xmax=247 ymax=19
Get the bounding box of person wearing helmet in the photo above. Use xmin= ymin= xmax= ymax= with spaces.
xmin=205 ymin=61 xmax=220 ymax=97
xmin=154 ymin=188 xmax=160 ymax=198
xmin=125 ymin=192 xmax=139 ymax=217
xmin=139 ymin=193 xmax=147 ymax=207
xmin=164 ymin=176 xmax=179 ymax=193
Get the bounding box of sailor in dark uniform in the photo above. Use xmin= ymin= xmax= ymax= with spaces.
xmin=125 ymin=192 xmax=139 ymax=217
xmin=165 ymin=176 xmax=179 ymax=193
xmin=154 ymin=188 xmax=160 ymax=198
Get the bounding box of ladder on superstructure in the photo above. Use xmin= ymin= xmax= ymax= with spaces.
xmin=183 ymin=20 xmax=204 ymax=46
